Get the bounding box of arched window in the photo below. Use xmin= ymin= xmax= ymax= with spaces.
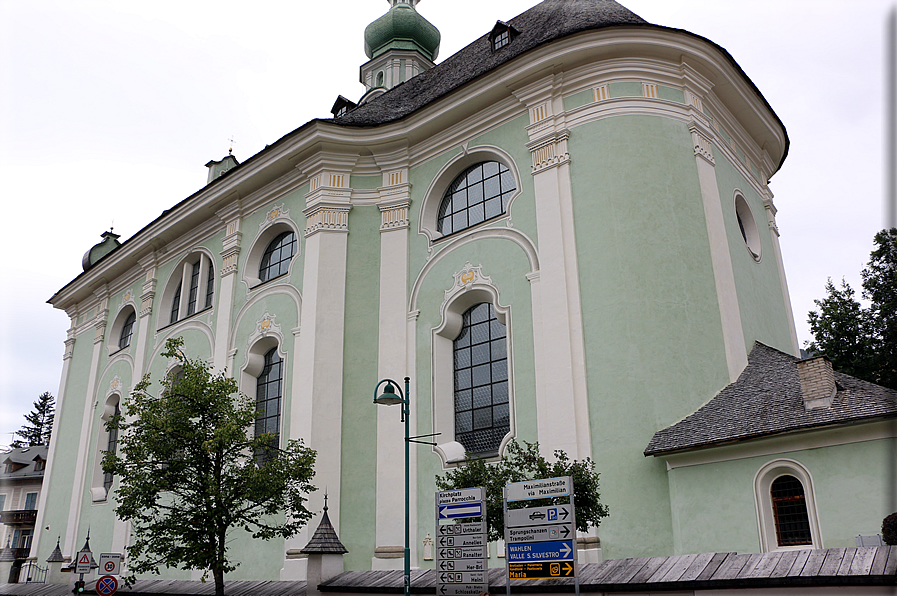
xmin=103 ymin=402 xmax=120 ymax=495
xmin=259 ymin=232 xmax=296 ymax=283
xmin=255 ymin=348 xmax=283 ymax=451
xmin=437 ymin=161 xmax=516 ymax=236
xmin=118 ymin=312 xmax=136 ymax=350
xmin=453 ymin=303 xmax=509 ymax=455
xmin=754 ymin=459 xmax=822 ymax=551
xmin=164 ymin=252 xmax=215 ymax=327
xmin=770 ymin=475 xmax=812 ymax=547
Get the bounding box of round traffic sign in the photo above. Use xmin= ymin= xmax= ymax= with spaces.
xmin=96 ymin=575 xmax=118 ymax=596
xmin=104 ymin=561 xmax=116 ymax=573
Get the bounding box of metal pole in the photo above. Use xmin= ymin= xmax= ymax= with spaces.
xmin=404 ymin=376 xmax=411 ymax=596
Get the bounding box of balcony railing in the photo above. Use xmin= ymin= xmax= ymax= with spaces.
xmin=0 ymin=510 xmax=37 ymax=525
xmin=12 ymin=547 xmax=30 ymax=560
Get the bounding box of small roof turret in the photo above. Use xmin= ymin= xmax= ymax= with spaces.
xmin=364 ymin=0 xmax=440 ymax=62
xmin=46 ymin=538 xmax=65 ymax=563
xmin=81 ymin=230 xmax=121 ymax=272
xmin=301 ymin=497 xmax=348 ymax=555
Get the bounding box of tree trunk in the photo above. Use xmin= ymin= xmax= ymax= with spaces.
xmin=213 ymin=566 xmax=224 ymax=596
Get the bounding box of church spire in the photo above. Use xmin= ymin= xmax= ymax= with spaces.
xmin=359 ymin=0 xmax=440 ymax=102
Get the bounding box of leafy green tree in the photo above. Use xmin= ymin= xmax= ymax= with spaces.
xmin=11 ymin=392 xmax=55 ymax=448
xmin=102 ymin=338 xmax=317 ymax=596
xmin=806 ymin=228 xmax=897 ymax=389
xmin=435 ymin=439 xmax=608 ymax=541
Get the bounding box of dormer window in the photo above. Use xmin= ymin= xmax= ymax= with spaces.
xmin=33 ymin=457 xmax=45 ymax=472
xmin=330 ymin=95 xmax=358 ymax=118
xmin=489 ymin=21 xmax=518 ymax=52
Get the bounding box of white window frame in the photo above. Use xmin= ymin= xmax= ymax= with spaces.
xmin=419 ymin=147 xmax=521 ymax=244
xmin=159 ymin=250 xmax=216 ymax=329
xmin=90 ymin=393 xmax=122 ymax=503
xmin=107 ymin=305 xmax=138 ymax=355
xmin=734 ymin=191 xmax=762 ymax=262
xmin=753 ymin=458 xmax=823 ymax=552
xmin=240 ymin=335 xmax=287 ymax=446
xmin=431 ymin=265 xmax=514 ymax=466
xmin=242 ymin=213 xmax=299 ymax=290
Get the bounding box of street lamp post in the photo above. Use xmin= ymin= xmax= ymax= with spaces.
xmin=372 ymin=377 xmax=438 ymax=596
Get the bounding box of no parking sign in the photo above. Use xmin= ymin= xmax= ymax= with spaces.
xmin=96 ymin=575 xmax=118 ymax=596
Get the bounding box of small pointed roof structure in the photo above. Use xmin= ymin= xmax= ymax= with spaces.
xmin=301 ymin=495 xmax=348 ymax=555
xmin=0 ymin=537 xmax=15 ymax=562
xmin=47 ymin=537 xmax=65 ymax=563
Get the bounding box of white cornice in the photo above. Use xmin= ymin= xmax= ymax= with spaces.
xmin=659 ymin=419 xmax=897 ymax=471
xmin=50 ymin=26 xmax=785 ymax=311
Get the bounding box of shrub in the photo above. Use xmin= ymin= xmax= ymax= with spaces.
xmin=883 ymin=512 xmax=897 ymax=545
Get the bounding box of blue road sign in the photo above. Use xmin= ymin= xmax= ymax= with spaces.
xmin=437 ymin=502 xmax=483 ymax=519
xmin=506 ymin=540 xmax=574 ymax=562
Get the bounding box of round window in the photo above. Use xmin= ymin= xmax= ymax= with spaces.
xmin=734 ymin=194 xmax=761 ymax=261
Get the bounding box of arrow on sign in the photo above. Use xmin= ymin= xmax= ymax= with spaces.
xmin=559 ymin=525 xmax=570 ymax=538
xmin=440 ymin=586 xmax=447 ymax=595
xmin=439 ymin=504 xmax=482 ymax=518
xmin=559 ymin=542 xmax=572 ymax=558
xmin=558 ymin=507 xmax=570 ymax=520
xmin=562 ymin=563 xmax=573 ymax=575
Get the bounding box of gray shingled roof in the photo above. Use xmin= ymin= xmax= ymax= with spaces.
xmin=333 ymin=0 xmax=647 ymax=127
xmin=645 ymin=343 xmax=897 ymax=456
xmin=301 ymin=506 xmax=348 ymax=555
xmin=319 ymin=547 xmax=897 ymax=592
xmin=0 ymin=445 xmax=48 ymax=480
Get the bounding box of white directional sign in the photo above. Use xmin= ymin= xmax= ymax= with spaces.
xmin=437 ymin=521 xmax=485 ymax=536
xmin=507 ymin=524 xmax=573 ymax=543
xmin=506 ymin=505 xmax=572 ymax=527
xmin=436 ymin=488 xmax=487 ymax=596
xmin=438 ymin=546 xmax=487 ymax=560
xmin=436 ymin=533 xmax=485 ymax=548
xmin=438 ymin=584 xmax=488 ymax=596
xmin=437 ymin=488 xmax=484 ymax=506
xmin=75 ymin=550 xmax=92 ymax=574
xmin=437 ymin=559 xmax=485 ymax=572
xmin=438 ymin=571 xmax=485 ymax=584
xmin=506 ymin=476 xmax=571 ymax=501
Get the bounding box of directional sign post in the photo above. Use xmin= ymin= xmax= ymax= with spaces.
xmin=503 ymin=476 xmax=579 ymax=596
xmin=436 ymin=488 xmax=487 ymax=596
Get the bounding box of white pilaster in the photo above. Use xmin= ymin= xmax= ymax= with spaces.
xmin=690 ymin=122 xmax=749 ymax=380
xmin=214 ymin=211 xmax=242 ymax=371
xmin=373 ymin=194 xmax=410 ymax=570
xmin=762 ymin=191 xmax=800 ymax=355
xmin=64 ymin=298 xmax=108 ymax=558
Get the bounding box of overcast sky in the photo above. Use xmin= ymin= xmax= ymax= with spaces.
xmin=1 ymin=0 xmax=894 ymax=447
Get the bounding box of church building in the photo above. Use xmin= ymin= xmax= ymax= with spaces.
xmin=33 ymin=0 xmax=895 ymax=582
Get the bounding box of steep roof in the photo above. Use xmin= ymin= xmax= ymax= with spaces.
xmin=335 ymin=0 xmax=647 ymax=127
xmin=645 ymin=343 xmax=897 ymax=456
xmin=301 ymin=505 xmax=348 ymax=555
xmin=0 ymin=445 xmax=48 ymax=480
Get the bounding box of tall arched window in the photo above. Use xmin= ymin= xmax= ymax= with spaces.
xmin=165 ymin=253 xmax=215 ymax=326
xmin=103 ymin=402 xmax=120 ymax=495
xmin=453 ymin=303 xmax=509 ymax=455
xmin=771 ymin=475 xmax=812 ymax=546
xmin=259 ymin=232 xmax=296 ymax=283
xmin=255 ymin=348 xmax=283 ymax=450
xmin=437 ymin=161 xmax=515 ymax=236
xmin=118 ymin=311 xmax=136 ymax=350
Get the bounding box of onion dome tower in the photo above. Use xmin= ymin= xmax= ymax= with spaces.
xmin=360 ymin=0 xmax=440 ymax=102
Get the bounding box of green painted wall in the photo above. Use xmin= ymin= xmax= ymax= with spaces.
xmin=567 ymin=114 xmax=731 ymax=558
xmin=609 ymin=81 xmax=643 ymax=98
xmin=411 ymin=236 xmax=537 ymax=569
xmin=339 ymin=204 xmax=381 ymax=570
xmin=713 ymin=152 xmax=795 ymax=355
xmin=563 ymin=88 xmax=595 ymax=112
xmin=657 ymin=85 xmax=685 ymax=104
xmin=665 ymin=435 xmax=896 ymax=554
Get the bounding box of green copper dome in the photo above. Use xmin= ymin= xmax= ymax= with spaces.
xmin=364 ymin=0 xmax=440 ymax=62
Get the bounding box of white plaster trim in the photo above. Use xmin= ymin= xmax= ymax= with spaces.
xmin=430 ymin=265 xmax=515 ymax=467
xmin=418 ymin=145 xmax=523 ymax=244
xmin=240 ymin=214 xmax=300 ymax=292
xmin=661 ymin=419 xmax=897 ymax=470
xmin=228 ymin=285 xmax=302 ymax=353
xmin=149 ymin=319 xmax=216 ymax=365
xmin=106 ymin=301 xmax=139 ymax=356
xmin=409 ymin=227 xmax=539 ymax=312
xmin=753 ymin=459 xmax=823 ymax=552
xmin=247 ymin=311 xmax=285 ymax=351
